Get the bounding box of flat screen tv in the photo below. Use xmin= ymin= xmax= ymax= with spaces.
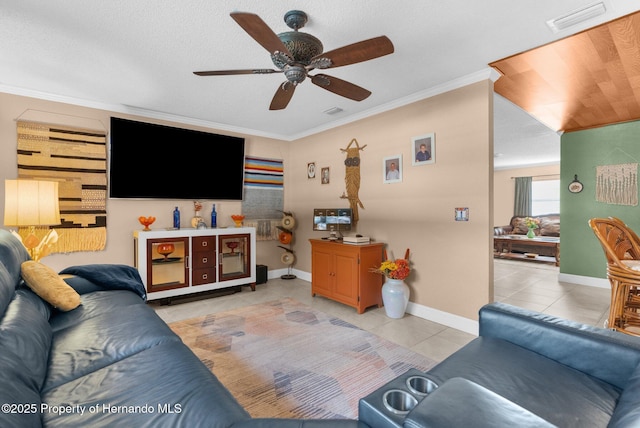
xmin=313 ymin=208 xmax=352 ymax=232
xmin=109 ymin=117 xmax=245 ymax=200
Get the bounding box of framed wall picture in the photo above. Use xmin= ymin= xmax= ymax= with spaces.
xmin=411 ymin=133 xmax=435 ymax=166
xmin=321 ymin=167 xmax=330 ymax=184
xmin=383 ymin=155 xmax=402 ymax=184
xmin=307 ymin=162 xmax=316 ymax=179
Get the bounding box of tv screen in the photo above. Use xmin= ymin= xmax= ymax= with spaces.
xmin=313 ymin=208 xmax=352 ymax=231
xmin=109 ymin=117 xmax=245 ymax=200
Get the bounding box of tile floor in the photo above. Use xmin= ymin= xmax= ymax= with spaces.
xmin=152 ymin=259 xmax=611 ymax=363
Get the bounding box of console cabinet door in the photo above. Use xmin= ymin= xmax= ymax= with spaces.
xmin=218 ymin=233 xmax=251 ymax=281
xmin=146 ymin=237 xmax=189 ymax=293
xmin=311 ymin=248 xmax=332 ymax=296
xmin=333 ymin=251 xmax=359 ymax=306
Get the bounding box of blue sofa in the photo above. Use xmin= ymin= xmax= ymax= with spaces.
xmin=360 ymin=302 xmax=640 ymax=427
xmin=0 ymin=229 xmax=364 ymax=428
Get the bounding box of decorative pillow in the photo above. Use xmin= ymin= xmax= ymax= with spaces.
xmin=21 ymin=261 xmax=81 ymax=311
xmin=511 ymin=217 xmax=529 ymax=234
xmin=539 ymin=218 xmax=560 ymax=236
xmin=622 ymin=260 xmax=640 ymax=272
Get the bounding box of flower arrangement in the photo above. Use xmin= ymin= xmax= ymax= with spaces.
xmin=524 ymin=217 xmax=540 ymax=229
xmin=371 ymin=249 xmax=411 ymax=280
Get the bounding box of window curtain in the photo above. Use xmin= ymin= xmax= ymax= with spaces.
xmin=514 ymin=176 xmax=532 ymax=216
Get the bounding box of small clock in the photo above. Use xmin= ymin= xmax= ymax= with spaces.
xmin=568 ymin=175 xmax=583 ymax=193
xmin=307 ymin=162 xmax=316 ymax=179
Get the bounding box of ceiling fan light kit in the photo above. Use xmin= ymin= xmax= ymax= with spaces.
xmin=194 ymin=10 xmax=394 ymax=110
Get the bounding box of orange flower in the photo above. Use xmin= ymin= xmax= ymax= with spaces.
xmin=371 ymin=249 xmax=411 ymax=280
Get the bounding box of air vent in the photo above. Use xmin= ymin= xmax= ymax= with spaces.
xmin=323 ymin=107 xmax=344 ymax=115
xmin=546 ymin=2 xmax=607 ymax=33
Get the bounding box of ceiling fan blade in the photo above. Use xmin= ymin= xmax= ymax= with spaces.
xmin=231 ymin=12 xmax=292 ymax=57
xmin=270 ymin=81 xmax=296 ymax=110
xmin=194 ymin=69 xmax=279 ymax=76
xmin=310 ymin=36 xmax=394 ymax=69
xmin=311 ymin=74 xmax=371 ymax=101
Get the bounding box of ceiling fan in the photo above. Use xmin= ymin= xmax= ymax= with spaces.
xmin=194 ymin=10 xmax=394 ymax=110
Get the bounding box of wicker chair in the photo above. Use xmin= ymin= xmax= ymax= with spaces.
xmin=589 ymin=217 xmax=640 ymax=336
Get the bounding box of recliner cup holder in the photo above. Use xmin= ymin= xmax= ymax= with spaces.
xmin=406 ymin=375 xmax=438 ymax=396
xmin=382 ymin=389 xmax=418 ymax=415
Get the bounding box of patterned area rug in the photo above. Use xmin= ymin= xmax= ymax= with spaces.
xmin=168 ymin=298 xmax=437 ymax=419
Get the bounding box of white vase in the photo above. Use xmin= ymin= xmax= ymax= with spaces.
xmin=382 ymin=278 xmax=410 ymax=318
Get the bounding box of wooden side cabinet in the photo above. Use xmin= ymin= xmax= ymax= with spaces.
xmin=134 ymin=227 xmax=256 ymax=301
xmin=310 ymin=239 xmax=384 ymax=313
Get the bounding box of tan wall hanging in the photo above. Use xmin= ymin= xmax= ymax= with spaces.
xmin=340 ymin=138 xmax=366 ymax=225
xmin=16 ymin=121 xmax=107 ymax=253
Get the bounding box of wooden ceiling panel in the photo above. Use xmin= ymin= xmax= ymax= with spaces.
xmin=490 ymin=11 xmax=640 ymax=133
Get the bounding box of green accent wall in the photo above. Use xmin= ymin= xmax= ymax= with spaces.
xmin=561 ymin=120 xmax=640 ymax=278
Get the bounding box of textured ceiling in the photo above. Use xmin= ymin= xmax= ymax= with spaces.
xmin=2 ymin=1 xmax=639 ymax=169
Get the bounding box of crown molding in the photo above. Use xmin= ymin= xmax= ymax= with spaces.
xmin=290 ymin=68 xmax=500 ymax=141
xmin=0 ymin=67 xmax=499 ymax=142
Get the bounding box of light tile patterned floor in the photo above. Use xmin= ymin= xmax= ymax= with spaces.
xmin=152 ymin=259 xmax=610 ymax=362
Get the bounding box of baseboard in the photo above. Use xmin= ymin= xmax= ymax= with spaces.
xmin=558 ymin=273 xmax=609 ymax=288
xmin=267 ymin=268 xmax=311 ymax=282
xmin=407 ymin=302 xmax=479 ymax=336
xmin=270 ymin=268 xmax=479 ymax=335
xmin=267 ymin=269 xmax=607 ymax=334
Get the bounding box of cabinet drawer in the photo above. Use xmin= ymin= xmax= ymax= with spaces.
xmin=193 ymin=236 xmax=215 ymax=252
xmin=192 ymin=268 xmax=216 ymax=285
xmin=193 ymin=253 xmax=216 ymax=269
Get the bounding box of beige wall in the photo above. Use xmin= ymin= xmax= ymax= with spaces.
xmin=0 ymin=92 xmax=289 ymax=273
xmin=1 ymin=79 xmax=494 ymax=324
xmin=493 ymin=164 xmax=560 ymax=226
xmin=288 ymin=81 xmax=495 ymax=321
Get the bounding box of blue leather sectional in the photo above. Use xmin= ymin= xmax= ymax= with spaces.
xmin=2 ymin=225 xmax=640 ymax=427
xmin=360 ymin=303 xmax=640 ymax=427
xmin=0 ymin=229 xmax=363 ymax=428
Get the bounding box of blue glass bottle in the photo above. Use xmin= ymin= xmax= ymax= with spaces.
xmin=173 ymin=207 xmax=180 ymax=229
xmin=211 ymin=204 xmax=217 ymax=228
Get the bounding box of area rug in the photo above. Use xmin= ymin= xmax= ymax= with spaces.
xmin=168 ymin=297 xmax=437 ymax=419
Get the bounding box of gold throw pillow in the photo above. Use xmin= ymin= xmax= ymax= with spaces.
xmin=21 ymin=261 xmax=81 ymax=311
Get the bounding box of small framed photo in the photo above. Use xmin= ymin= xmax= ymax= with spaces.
xmin=412 ymin=133 xmax=435 ymax=166
xmin=383 ymin=155 xmax=402 ymax=184
xmin=307 ymin=162 xmax=316 ymax=179
xmin=321 ymin=167 xmax=330 ymax=184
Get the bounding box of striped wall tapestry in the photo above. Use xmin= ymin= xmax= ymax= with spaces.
xmin=242 ymin=156 xmax=284 ymax=240
xmin=17 ymin=121 xmax=107 ymax=253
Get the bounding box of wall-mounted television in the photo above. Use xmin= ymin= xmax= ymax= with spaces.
xmin=313 ymin=208 xmax=352 ymax=231
xmin=109 ymin=117 xmax=245 ymax=200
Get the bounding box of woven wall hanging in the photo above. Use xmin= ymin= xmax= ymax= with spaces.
xmin=16 ymin=121 xmax=107 ymax=253
xmin=242 ymin=156 xmax=284 ymax=240
xmin=340 ymin=138 xmax=366 ymax=225
xmin=596 ymin=163 xmax=638 ymax=206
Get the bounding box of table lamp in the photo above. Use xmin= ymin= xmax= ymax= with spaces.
xmin=4 ymin=179 xmax=61 ymax=261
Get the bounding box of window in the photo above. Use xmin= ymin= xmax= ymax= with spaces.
xmin=532 ymin=179 xmax=560 ymax=215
